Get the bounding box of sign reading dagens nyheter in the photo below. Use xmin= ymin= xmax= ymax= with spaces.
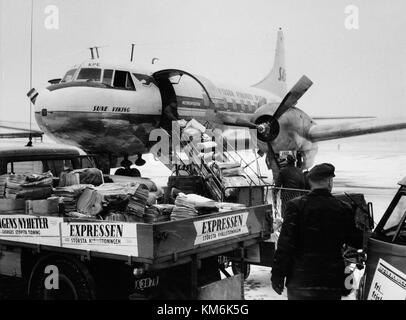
xmin=194 ymin=211 xmax=249 ymax=245
xmin=61 ymin=222 xmax=138 ymax=256
xmin=0 ymin=215 xmax=62 ymax=245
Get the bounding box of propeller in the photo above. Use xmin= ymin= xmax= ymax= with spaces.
xmin=262 ymin=75 xmax=313 ymax=170
xmin=219 ymin=75 xmax=313 ymax=171
xmin=265 ymin=75 xmax=313 ymax=171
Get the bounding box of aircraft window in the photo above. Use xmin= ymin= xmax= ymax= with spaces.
xmin=102 ymin=69 xmax=114 ymax=86
xmin=113 ymin=70 xmax=135 ymax=90
xmin=77 ymin=68 xmax=101 ymax=82
xmin=61 ymin=69 xmax=77 ymax=83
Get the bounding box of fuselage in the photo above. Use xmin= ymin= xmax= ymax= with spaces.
xmin=34 ymin=59 xmax=318 ymax=168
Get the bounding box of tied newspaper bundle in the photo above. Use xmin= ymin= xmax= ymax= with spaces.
xmin=76 ymin=183 xmax=137 ymax=216
xmin=171 ymin=193 xmax=219 ymax=220
xmin=144 ymin=204 xmax=175 ymax=223
xmin=209 ymin=162 xmax=249 ymax=198
xmin=53 ymin=184 xmax=94 ymax=212
xmin=215 ymin=202 xmax=246 ymax=213
xmin=127 ymin=184 xmax=150 ymax=218
xmin=59 ymin=168 xmax=104 ymax=187
xmin=74 ymin=183 xmax=152 ymax=221
xmin=1 ymin=172 xmax=54 ymax=200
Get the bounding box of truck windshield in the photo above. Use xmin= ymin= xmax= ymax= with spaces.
xmin=77 ymin=68 xmax=101 ymax=82
xmin=378 ymin=194 xmax=406 ymax=243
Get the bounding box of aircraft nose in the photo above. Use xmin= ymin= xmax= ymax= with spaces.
xmin=27 ymin=87 xmax=53 ymax=117
xmin=31 ymin=88 xmax=53 ymax=116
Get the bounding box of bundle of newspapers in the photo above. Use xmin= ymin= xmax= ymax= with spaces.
xmin=53 ymin=184 xmax=93 ymax=212
xmin=144 ymin=204 xmax=174 ymax=222
xmin=1 ymin=172 xmax=53 ymax=200
xmin=171 ymin=193 xmax=218 ymax=220
xmin=59 ymin=168 xmax=104 ymax=187
xmin=127 ymin=184 xmax=150 ymax=217
xmin=75 ymin=183 xmax=150 ymax=218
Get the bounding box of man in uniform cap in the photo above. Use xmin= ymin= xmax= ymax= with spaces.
xmin=307 ymin=163 xmax=336 ymax=181
xmin=271 ymin=163 xmax=364 ymax=300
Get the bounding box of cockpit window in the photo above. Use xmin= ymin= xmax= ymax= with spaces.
xmin=77 ymin=68 xmax=101 ymax=82
xmin=102 ymin=69 xmax=114 ymax=86
xmin=113 ymin=70 xmax=135 ymax=90
xmin=61 ymin=69 xmax=77 ymax=83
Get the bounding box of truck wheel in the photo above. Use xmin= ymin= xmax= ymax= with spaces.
xmin=28 ymin=256 xmax=96 ymax=300
xmin=231 ymin=262 xmax=250 ymax=280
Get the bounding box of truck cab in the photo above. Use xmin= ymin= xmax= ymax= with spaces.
xmin=359 ymin=176 xmax=406 ymax=299
xmin=0 ymin=140 xmax=95 ymax=185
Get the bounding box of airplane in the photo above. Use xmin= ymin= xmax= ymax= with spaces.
xmin=18 ymin=28 xmax=406 ymax=174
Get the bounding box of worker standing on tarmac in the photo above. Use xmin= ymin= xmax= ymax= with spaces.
xmin=270 ymin=163 xmax=364 ymax=300
xmin=273 ymin=154 xmax=305 ymax=218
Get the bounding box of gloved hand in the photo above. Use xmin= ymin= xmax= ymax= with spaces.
xmin=270 ymin=275 xmax=284 ymax=295
xmin=271 ymin=281 xmax=284 ymax=295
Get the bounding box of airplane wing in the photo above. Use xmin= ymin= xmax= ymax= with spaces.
xmin=312 ymin=116 xmax=375 ymax=120
xmin=308 ymin=118 xmax=406 ymax=142
xmin=0 ymin=121 xmax=43 ymax=139
xmin=0 ymin=121 xmax=41 ymax=131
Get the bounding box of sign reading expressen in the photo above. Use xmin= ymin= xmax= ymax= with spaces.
xmin=61 ymin=222 xmax=138 ymax=256
xmin=194 ymin=212 xmax=249 ymax=245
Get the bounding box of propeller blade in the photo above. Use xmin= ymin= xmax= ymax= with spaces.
xmin=273 ymin=75 xmax=313 ymax=120
xmin=234 ymin=118 xmax=257 ymax=129
xmin=222 ymin=118 xmax=257 ymax=129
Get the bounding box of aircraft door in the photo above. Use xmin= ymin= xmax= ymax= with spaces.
xmin=152 ymin=69 xmax=218 ymax=124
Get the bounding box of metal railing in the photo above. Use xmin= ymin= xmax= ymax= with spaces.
xmin=267 ymin=186 xmax=310 ymax=219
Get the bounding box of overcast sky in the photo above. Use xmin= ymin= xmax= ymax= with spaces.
xmin=1 ymin=0 xmax=405 ymax=124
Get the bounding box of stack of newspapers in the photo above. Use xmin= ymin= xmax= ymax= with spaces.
xmin=53 ymin=184 xmax=93 ymax=212
xmin=127 ymin=184 xmax=150 ymax=217
xmin=5 ymin=172 xmax=53 ymax=200
xmin=171 ymin=193 xmax=218 ymax=220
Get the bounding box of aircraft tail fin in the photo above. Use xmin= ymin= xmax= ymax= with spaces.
xmin=252 ymin=28 xmax=287 ymax=98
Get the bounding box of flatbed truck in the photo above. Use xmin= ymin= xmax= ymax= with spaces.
xmin=0 ymin=140 xmax=274 ymax=300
